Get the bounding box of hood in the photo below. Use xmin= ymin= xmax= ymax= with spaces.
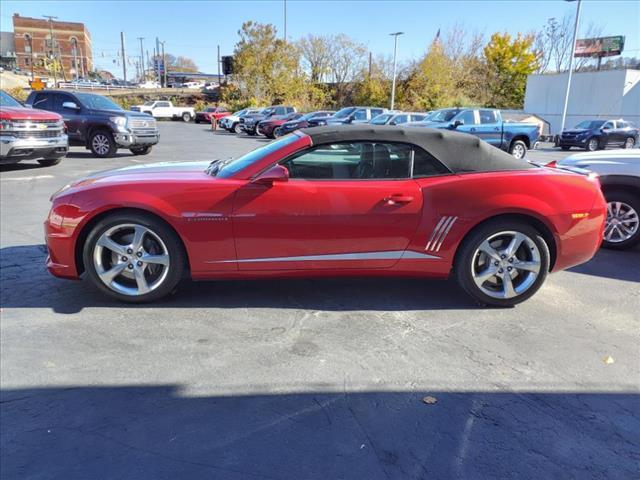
xmin=95 ymin=109 xmax=152 ymax=119
xmin=1 ymin=106 xmax=62 ymax=121
xmin=57 ymin=161 xmax=212 ymax=197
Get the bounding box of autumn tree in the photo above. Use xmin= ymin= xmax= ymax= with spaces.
xmin=325 ymin=34 xmax=367 ymax=105
xmin=298 ymin=34 xmax=331 ymax=82
xmin=483 ymin=32 xmax=538 ymax=108
xmin=159 ymin=53 xmax=199 ymax=72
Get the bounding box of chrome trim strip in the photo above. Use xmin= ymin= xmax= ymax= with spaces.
xmin=425 ymin=216 xmax=448 ymax=251
xmin=435 ymin=217 xmax=457 ymax=252
xmin=207 ymin=250 xmax=439 ymax=264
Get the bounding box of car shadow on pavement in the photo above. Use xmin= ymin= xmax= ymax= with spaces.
xmin=1 ymin=243 xmax=637 ymax=314
xmin=65 ymin=151 xmax=133 ymax=159
xmin=1 ymin=385 xmax=638 ymax=480
xmin=568 ymin=246 xmax=640 ymax=283
xmin=0 ymin=162 xmax=49 ymax=172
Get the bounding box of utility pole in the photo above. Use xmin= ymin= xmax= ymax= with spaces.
xmin=160 ymin=40 xmax=167 ymax=87
xmin=28 ymin=36 xmax=34 ymax=81
xmin=560 ymin=0 xmax=582 ymax=135
xmin=283 ymin=0 xmax=287 ymax=42
xmin=120 ymin=31 xmax=127 ymax=82
xmin=368 ymin=52 xmax=372 ymax=78
xmin=146 ymin=50 xmax=150 ymax=80
xmin=217 ymin=45 xmax=221 ymax=84
xmin=137 ymin=37 xmax=145 ymax=81
xmin=155 ymin=37 xmax=161 ymax=84
xmin=43 ymin=15 xmax=58 ymax=85
xmin=389 ymin=32 xmax=404 ymax=110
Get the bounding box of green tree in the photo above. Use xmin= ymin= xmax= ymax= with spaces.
xmin=483 ymin=32 xmax=538 ymax=108
xmin=352 ymin=56 xmax=390 ymax=107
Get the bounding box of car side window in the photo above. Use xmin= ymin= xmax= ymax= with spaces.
xmin=457 ymin=110 xmax=477 ymax=125
xmin=412 ymin=147 xmax=451 ymax=178
xmin=393 ymin=115 xmax=408 ymax=124
xmin=353 ymin=109 xmax=367 ymax=121
xmin=371 ymin=109 xmax=384 ymax=118
xmin=32 ymin=93 xmax=52 ymax=111
xmin=479 ymin=110 xmax=498 ymax=124
xmin=412 ymin=114 xmax=426 ymax=122
xmin=281 ymin=142 xmax=414 ymax=180
xmin=603 ymin=121 xmax=614 ymax=129
xmin=53 ymin=93 xmax=76 ymax=112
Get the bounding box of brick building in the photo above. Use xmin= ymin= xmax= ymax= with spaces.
xmin=12 ymin=14 xmax=93 ymax=80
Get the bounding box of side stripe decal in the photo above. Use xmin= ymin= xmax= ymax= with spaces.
xmin=206 ymin=250 xmax=440 ymax=264
xmin=426 ymin=216 xmax=458 ymax=252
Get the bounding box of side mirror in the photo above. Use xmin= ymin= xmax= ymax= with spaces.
xmin=62 ymin=101 xmax=79 ymax=110
xmin=252 ymin=164 xmax=289 ymax=186
xmin=452 ymin=119 xmax=464 ymax=128
xmin=602 ymin=126 xmax=610 ymax=131
xmin=389 ymin=120 xmax=397 ymax=126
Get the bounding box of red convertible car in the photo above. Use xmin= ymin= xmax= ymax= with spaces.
xmin=45 ymin=126 xmax=606 ymax=306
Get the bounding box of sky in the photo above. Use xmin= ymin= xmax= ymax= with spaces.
xmin=1 ymin=0 xmax=639 ymax=76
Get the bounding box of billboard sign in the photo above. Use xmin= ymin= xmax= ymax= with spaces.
xmin=575 ymin=36 xmax=625 ymax=58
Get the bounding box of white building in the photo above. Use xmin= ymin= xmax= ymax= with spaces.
xmin=524 ymin=69 xmax=640 ymax=134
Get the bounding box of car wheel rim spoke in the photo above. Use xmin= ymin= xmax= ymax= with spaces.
xmin=471 ymin=230 xmax=540 ymax=300
xmin=93 ymin=223 xmax=170 ymax=296
xmin=605 ymin=201 xmax=639 ymax=242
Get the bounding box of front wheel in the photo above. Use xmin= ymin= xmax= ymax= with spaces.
xmin=602 ymin=191 xmax=640 ymax=249
xmin=233 ymin=123 xmax=242 ymax=134
xmin=182 ymin=112 xmax=192 ymax=122
xmin=89 ymin=130 xmax=117 ymax=158
xmin=509 ymin=140 xmax=527 ymax=159
xmin=272 ymin=127 xmax=283 ymax=138
xmin=586 ymin=137 xmax=600 ymax=152
xmin=130 ymin=145 xmax=152 ymax=155
xmin=83 ymin=212 xmax=186 ymax=302
xmin=37 ymin=157 xmax=62 ymax=166
xmin=455 ymin=220 xmax=550 ymax=307
xmin=624 ymin=137 xmax=636 ymax=149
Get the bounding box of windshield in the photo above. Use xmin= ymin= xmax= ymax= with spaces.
xmin=213 ymin=135 xmax=299 ymax=178
xmin=0 ymin=91 xmax=22 ymax=108
xmin=233 ymin=109 xmax=247 ymax=116
xmin=144 ymin=101 xmax=155 ymax=106
xmin=428 ymin=109 xmax=461 ymax=122
xmin=333 ymin=107 xmax=356 ymax=119
xmin=574 ymin=120 xmax=605 ymax=129
xmin=370 ymin=114 xmax=393 ymax=125
xmin=75 ymin=93 xmax=123 ymax=111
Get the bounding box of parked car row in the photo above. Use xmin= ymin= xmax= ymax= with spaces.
xmin=559 ymin=119 xmax=638 ymax=151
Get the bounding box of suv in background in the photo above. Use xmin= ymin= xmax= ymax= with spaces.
xmin=370 ymin=111 xmax=428 ymax=125
xmin=26 ymin=90 xmax=160 ymax=158
xmin=1 ymin=90 xmax=68 ymax=167
xmin=239 ymin=106 xmax=296 ymax=135
xmin=559 ymin=119 xmax=639 ymax=152
xmin=556 ymin=149 xmax=640 ymax=249
xmin=325 ymin=106 xmax=387 ymax=125
xmin=219 ymin=108 xmax=262 ymax=133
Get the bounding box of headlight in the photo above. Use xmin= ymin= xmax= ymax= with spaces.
xmin=110 ymin=116 xmax=128 ymax=128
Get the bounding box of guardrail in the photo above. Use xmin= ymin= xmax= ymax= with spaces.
xmin=57 ymin=82 xmax=132 ymax=91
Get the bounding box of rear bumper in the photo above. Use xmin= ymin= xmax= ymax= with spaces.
xmin=0 ymin=134 xmax=68 ymax=163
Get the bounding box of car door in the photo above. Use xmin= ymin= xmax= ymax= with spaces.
xmin=452 ymin=110 xmax=479 ymax=137
xmin=52 ymin=93 xmax=85 ymax=143
xmin=231 ymin=141 xmax=424 ymax=270
xmin=475 ymin=109 xmax=502 ymax=147
xmin=601 ymin=121 xmax=615 ymax=146
xmin=351 ymin=109 xmax=369 ymax=124
xmin=153 ymin=102 xmax=171 ymax=118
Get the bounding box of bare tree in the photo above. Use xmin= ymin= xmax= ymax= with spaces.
xmin=326 ymin=34 xmax=367 ymax=104
xmin=298 ymin=34 xmax=331 ymax=82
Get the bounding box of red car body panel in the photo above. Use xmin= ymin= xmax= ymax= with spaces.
xmin=0 ymin=106 xmax=62 ymax=122
xmin=45 ymin=132 xmax=606 ymax=282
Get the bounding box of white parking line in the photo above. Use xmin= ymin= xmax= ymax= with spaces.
xmin=0 ymin=175 xmax=54 ymax=181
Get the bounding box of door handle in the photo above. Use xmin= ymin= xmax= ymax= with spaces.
xmin=384 ymin=194 xmax=413 ymax=205
xmin=494 ymin=127 xmax=500 ymax=131
xmin=470 ymin=128 xmax=476 ymax=132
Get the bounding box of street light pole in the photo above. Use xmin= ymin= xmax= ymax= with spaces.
xmin=389 ymin=32 xmax=404 ymax=110
xmin=160 ymin=41 xmax=167 ymax=87
xmin=137 ymin=37 xmax=145 ymax=82
xmin=559 ymin=0 xmax=582 ymax=136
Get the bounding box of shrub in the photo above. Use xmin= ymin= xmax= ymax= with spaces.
xmin=7 ymin=86 xmax=28 ymax=102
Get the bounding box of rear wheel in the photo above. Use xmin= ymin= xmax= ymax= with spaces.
xmin=602 ymin=191 xmax=640 ymax=249
xmin=83 ymin=212 xmax=185 ymax=302
xmin=624 ymin=137 xmax=636 ymax=149
xmin=37 ymin=157 xmax=62 ymax=166
xmin=509 ymin=140 xmax=527 ymax=159
xmin=182 ymin=112 xmax=192 ymax=122
xmin=455 ymin=220 xmax=550 ymax=307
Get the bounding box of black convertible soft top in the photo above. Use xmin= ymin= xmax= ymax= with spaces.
xmin=302 ymin=125 xmax=535 ymax=173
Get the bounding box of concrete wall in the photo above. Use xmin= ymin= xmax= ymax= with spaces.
xmin=524 ymin=69 xmax=640 ymax=134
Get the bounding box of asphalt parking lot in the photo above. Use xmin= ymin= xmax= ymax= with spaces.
xmin=1 ymin=122 xmax=639 ymax=479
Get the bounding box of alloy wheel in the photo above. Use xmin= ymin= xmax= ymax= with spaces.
xmin=624 ymin=138 xmax=635 ymax=149
xmin=605 ymin=201 xmax=639 ymax=243
xmin=92 ymin=134 xmax=111 ymax=156
xmin=511 ymin=143 xmax=525 ymax=159
xmin=471 ymin=231 xmax=541 ymax=300
xmin=587 ymin=138 xmax=599 ymax=151
xmin=93 ymin=223 xmax=170 ymax=296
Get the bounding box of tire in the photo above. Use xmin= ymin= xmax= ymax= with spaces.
xmin=182 ymin=112 xmax=192 ymax=122
xmin=454 ymin=219 xmax=550 ymax=307
xmin=83 ymin=212 xmax=186 ymax=303
xmin=560 ymin=146 xmax=570 ymax=151
xmin=89 ymin=130 xmax=117 ymax=158
xmin=623 ymin=137 xmax=636 ymax=149
xmin=129 ymin=145 xmax=152 ymax=155
xmin=233 ymin=123 xmax=242 ymax=134
xmin=508 ymin=140 xmax=527 ymax=159
xmin=602 ymin=191 xmax=640 ymax=250
xmin=246 ymin=130 xmax=256 ymax=136
xmin=585 ymin=137 xmax=600 ymax=152
xmin=37 ymin=157 xmax=62 ymax=166
xmin=272 ymin=127 xmax=282 ymax=138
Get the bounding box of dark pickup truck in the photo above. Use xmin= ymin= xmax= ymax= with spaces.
xmin=26 ymin=90 xmax=160 ymax=158
xmin=415 ymin=108 xmax=541 ymax=159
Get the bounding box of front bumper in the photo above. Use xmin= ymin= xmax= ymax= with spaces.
xmin=0 ymin=134 xmax=68 ymax=164
xmin=559 ymin=136 xmax=589 ymax=147
xmin=114 ymin=130 xmax=160 ymax=148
